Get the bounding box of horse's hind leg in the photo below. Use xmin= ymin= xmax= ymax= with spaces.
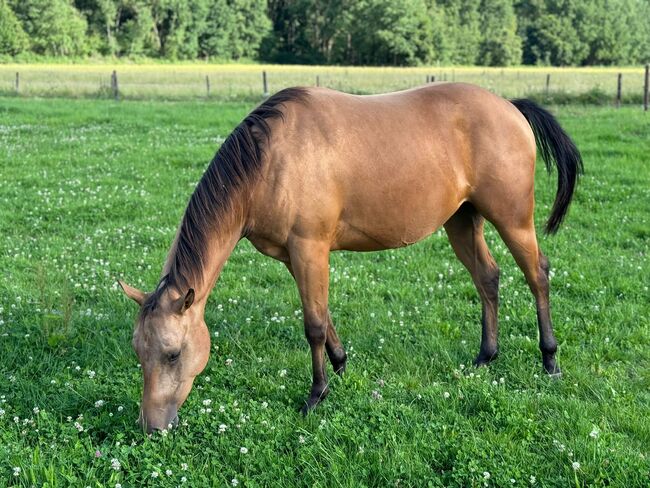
xmin=283 ymin=262 xmax=347 ymax=375
xmin=493 ymin=221 xmax=560 ymax=376
xmin=444 ymin=203 xmax=500 ymax=366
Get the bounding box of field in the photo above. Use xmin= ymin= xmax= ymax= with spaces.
xmin=0 ymin=64 xmax=648 ymax=102
xmin=0 ymin=94 xmax=649 ymax=487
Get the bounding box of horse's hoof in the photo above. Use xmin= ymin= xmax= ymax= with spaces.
xmin=299 ymin=388 xmax=329 ymax=416
xmin=543 ymin=357 xmax=561 ymax=377
xmin=333 ymin=359 xmax=347 ymax=376
xmin=329 ymin=349 xmax=347 ymax=376
xmin=545 ymin=365 xmax=562 ymax=378
xmin=473 ymin=351 xmax=498 ymax=367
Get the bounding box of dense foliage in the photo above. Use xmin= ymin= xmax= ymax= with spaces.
xmin=1 ymin=0 xmax=649 ymax=66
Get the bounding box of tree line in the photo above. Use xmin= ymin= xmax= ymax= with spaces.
xmin=1 ymin=0 xmax=649 ymax=66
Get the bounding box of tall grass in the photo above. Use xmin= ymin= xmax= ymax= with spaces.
xmin=0 ymin=64 xmax=647 ymax=103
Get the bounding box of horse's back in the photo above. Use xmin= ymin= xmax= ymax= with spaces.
xmin=248 ymin=84 xmax=536 ymax=252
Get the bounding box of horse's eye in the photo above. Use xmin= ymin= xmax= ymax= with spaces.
xmin=167 ymin=351 xmax=181 ymax=363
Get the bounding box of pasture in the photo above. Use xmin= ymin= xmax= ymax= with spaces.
xmin=0 ymin=95 xmax=648 ymax=486
xmin=0 ymin=64 xmax=648 ymax=103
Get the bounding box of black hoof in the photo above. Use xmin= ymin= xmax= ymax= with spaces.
xmin=300 ymin=388 xmax=329 ymax=416
xmin=328 ymin=348 xmax=347 ymax=376
xmin=474 ymin=350 xmax=498 ymax=367
xmin=543 ymin=358 xmax=562 ymax=378
xmin=332 ymin=357 xmax=347 ymax=376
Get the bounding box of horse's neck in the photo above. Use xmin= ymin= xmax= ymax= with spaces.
xmin=162 ymin=220 xmax=242 ymax=306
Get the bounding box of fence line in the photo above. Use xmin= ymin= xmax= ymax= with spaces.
xmin=3 ymin=68 xmax=649 ymax=107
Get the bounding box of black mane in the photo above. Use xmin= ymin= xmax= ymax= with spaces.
xmin=164 ymin=87 xmax=309 ymax=295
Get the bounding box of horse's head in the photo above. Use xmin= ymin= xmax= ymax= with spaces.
xmin=118 ymin=280 xmax=210 ymax=433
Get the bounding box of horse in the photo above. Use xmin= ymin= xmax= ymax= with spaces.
xmin=118 ymin=83 xmax=582 ymax=432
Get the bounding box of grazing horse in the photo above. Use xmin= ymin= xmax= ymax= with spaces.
xmin=119 ymin=83 xmax=582 ymax=432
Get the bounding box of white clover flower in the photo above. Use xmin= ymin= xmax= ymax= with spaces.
xmin=202 ymin=399 xmax=212 ymax=406
xmin=111 ymin=458 xmax=121 ymax=471
xmin=299 ymin=435 xmax=306 ymax=444
xmin=94 ymin=400 xmax=105 ymax=408
xmin=165 ymin=469 xmax=172 ymax=476
xmin=33 ymin=406 xmax=40 ymax=414
xmin=231 ymin=478 xmax=239 ymax=486
xmin=13 ymin=467 xmax=21 ymax=476
xmin=181 ymin=462 xmax=188 ymax=470
xmin=86 ymin=370 xmax=96 ymax=379
xmin=261 ymin=401 xmax=268 ymax=409
xmin=151 ymin=471 xmax=159 ymax=478
xmin=218 ymin=423 xmax=227 ymax=434
xmin=115 ymin=484 xmax=122 ymax=488
xmin=240 ymin=447 xmax=248 ymax=454
xmin=589 ymin=428 xmax=599 ymax=439
xmin=74 ymin=421 xmax=84 ymax=432
xmin=117 ymin=406 xmax=123 ymax=412
xmin=572 ymin=462 xmax=580 ymax=470
xmin=483 ymin=471 xmax=490 ymax=479
xmin=529 ymin=475 xmax=536 ymax=484
xmin=225 ymin=358 xmax=233 ymax=366
xmin=443 ymin=392 xmax=450 ymax=399
xmin=181 ymin=476 xmax=187 ymax=483
xmin=279 ymin=369 xmax=287 ymax=377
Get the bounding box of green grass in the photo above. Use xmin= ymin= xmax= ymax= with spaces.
xmin=0 ymin=97 xmax=648 ymax=487
xmin=0 ymin=63 xmax=648 ymax=103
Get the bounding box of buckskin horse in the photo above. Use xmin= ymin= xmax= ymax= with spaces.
xmin=118 ymin=83 xmax=582 ymax=432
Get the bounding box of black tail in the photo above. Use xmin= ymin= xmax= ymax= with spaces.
xmin=511 ymin=99 xmax=583 ymax=234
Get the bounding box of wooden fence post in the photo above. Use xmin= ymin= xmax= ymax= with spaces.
xmin=15 ymin=72 xmax=19 ymax=94
xmin=111 ymin=70 xmax=119 ymax=101
xmin=616 ymin=73 xmax=622 ymax=108
xmin=206 ymin=75 xmax=210 ymax=98
xmin=545 ymin=74 xmax=550 ymax=97
xmin=643 ymin=64 xmax=650 ymax=112
xmin=262 ymin=71 xmax=269 ymax=98
xmin=431 ymin=75 xmax=435 ymax=83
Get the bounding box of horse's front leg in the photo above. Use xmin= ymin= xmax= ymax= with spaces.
xmin=288 ymin=238 xmax=332 ymax=415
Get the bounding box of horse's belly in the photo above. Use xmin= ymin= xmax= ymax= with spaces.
xmin=332 ymin=189 xmax=461 ymax=251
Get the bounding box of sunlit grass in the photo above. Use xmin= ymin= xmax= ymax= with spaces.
xmin=0 ymin=63 xmax=646 ymax=101
xmin=0 ymin=97 xmax=648 ymax=486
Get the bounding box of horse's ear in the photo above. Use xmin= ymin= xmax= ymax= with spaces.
xmin=175 ymin=288 xmax=195 ymax=314
xmin=118 ymin=280 xmax=147 ymax=306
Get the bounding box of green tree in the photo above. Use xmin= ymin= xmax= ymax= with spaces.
xmin=10 ymin=0 xmax=89 ymax=56
xmin=478 ymin=0 xmax=521 ymax=65
xmin=201 ymin=0 xmax=270 ymax=60
xmin=0 ymin=0 xmax=29 ymax=55
xmin=438 ymin=0 xmax=482 ymax=65
xmin=74 ymin=0 xmax=120 ymax=55
xmin=343 ymin=0 xmax=439 ymax=66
